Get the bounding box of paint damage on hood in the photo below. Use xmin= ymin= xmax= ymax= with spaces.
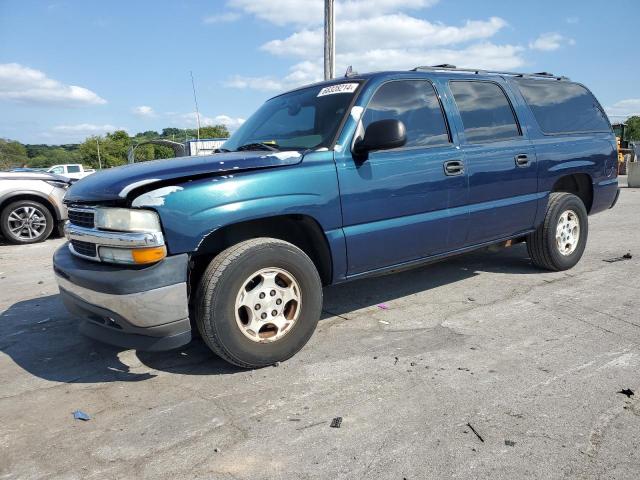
xmin=64 ymin=151 xmax=303 ymax=204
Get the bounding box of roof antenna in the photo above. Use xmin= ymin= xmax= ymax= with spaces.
xmin=344 ymin=65 xmax=357 ymax=77
xmin=190 ymin=70 xmax=201 ymax=154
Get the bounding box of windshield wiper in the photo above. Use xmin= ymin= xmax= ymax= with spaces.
xmin=235 ymin=142 xmax=280 ymax=152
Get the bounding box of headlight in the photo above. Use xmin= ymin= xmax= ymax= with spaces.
xmin=95 ymin=208 xmax=161 ymax=232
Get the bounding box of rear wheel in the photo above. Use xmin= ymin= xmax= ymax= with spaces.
xmin=526 ymin=192 xmax=588 ymax=271
xmin=1 ymin=200 xmax=54 ymax=244
xmin=195 ymin=238 xmax=322 ymax=368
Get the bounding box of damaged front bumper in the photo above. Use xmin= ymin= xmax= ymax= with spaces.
xmin=53 ymin=244 xmax=192 ymax=351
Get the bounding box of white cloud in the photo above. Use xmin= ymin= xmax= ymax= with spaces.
xmin=228 ymin=0 xmax=439 ymax=26
xmin=0 ymin=63 xmax=106 ymax=106
xmin=529 ymin=33 xmax=575 ymax=51
xmin=606 ymin=99 xmax=640 ymax=119
xmin=132 ymin=105 xmax=155 ymax=117
xmin=224 ymin=0 xmax=527 ymax=93
xmin=52 ymin=124 xmax=125 ymax=134
xmin=203 ymin=12 xmax=241 ymax=24
xmin=174 ymin=112 xmax=245 ymax=131
xmin=262 ymin=15 xmax=507 ymax=58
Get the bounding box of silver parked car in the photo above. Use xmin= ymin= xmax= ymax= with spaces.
xmin=0 ymin=172 xmax=70 ymax=244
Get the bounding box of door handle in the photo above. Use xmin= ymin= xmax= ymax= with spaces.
xmin=444 ymin=160 xmax=464 ymax=176
xmin=515 ymin=154 xmax=530 ymax=167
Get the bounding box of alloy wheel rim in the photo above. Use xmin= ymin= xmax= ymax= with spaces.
xmin=555 ymin=209 xmax=580 ymax=256
xmin=234 ymin=267 xmax=302 ymax=343
xmin=7 ymin=206 xmax=47 ymax=241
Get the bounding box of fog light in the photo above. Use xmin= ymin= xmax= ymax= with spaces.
xmin=99 ymin=246 xmax=166 ymax=265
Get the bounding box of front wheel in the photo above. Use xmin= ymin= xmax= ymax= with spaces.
xmin=1 ymin=200 xmax=54 ymax=244
xmin=195 ymin=238 xmax=323 ymax=368
xmin=526 ymin=192 xmax=588 ymax=271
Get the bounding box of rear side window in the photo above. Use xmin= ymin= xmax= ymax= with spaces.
xmin=450 ymin=81 xmax=520 ymax=143
xmin=66 ymin=165 xmax=81 ymax=173
xmin=362 ymin=80 xmax=450 ymax=148
xmin=514 ymin=79 xmax=610 ymax=134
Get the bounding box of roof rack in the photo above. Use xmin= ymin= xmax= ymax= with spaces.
xmin=411 ymin=64 xmax=569 ymax=81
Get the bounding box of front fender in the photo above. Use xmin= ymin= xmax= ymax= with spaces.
xmin=133 ymin=151 xmax=343 ymax=255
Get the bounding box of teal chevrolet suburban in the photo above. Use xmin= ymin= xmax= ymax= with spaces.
xmin=54 ymin=66 xmax=619 ymax=368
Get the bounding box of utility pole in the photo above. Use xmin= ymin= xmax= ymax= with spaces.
xmin=324 ymin=0 xmax=335 ymax=80
xmin=95 ymin=138 xmax=102 ymax=169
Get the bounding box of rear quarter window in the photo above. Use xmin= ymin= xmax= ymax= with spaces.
xmin=514 ymin=79 xmax=610 ymax=134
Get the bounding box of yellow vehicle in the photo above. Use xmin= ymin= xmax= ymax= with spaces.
xmin=613 ymin=123 xmax=633 ymax=174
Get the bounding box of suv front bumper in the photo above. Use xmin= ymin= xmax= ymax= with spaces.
xmin=53 ymin=244 xmax=192 ymax=351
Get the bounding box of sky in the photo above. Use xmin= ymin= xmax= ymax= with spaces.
xmin=1 ymin=0 xmax=639 ymax=144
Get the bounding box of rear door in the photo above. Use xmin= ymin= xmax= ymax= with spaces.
xmin=448 ymin=79 xmax=538 ymax=244
xmin=336 ymin=79 xmax=468 ymax=275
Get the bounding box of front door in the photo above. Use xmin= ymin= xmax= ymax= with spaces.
xmin=335 ymin=79 xmax=468 ymax=276
xmin=448 ymin=80 xmax=538 ymax=244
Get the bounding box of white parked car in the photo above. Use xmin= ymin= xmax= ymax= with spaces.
xmin=47 ymin=164 xmax=95 ymax=180
xmin=0 ymin=171 xmax=71 ymax=244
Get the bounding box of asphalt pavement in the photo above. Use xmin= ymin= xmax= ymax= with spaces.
xmin=1 ymin=180 xmax=639 ymax=479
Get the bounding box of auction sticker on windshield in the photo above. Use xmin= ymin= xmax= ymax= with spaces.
xmin=317 ymin=83 xmax=359 ymax=97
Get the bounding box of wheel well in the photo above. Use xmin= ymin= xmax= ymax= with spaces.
xmin=551 ymin=173 xmax=593 ymax=212
xmin=0 ymin=194 xmax=59 ymax=222
xmin=190 ymin=215 xmax=333 ymax=287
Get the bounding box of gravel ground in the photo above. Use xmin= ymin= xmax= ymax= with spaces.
xmin=1 ymin=181 xmax=639 ymax=479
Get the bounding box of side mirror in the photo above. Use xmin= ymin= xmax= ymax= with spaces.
xmin=354 ymin=119 xmax=407 ymax=155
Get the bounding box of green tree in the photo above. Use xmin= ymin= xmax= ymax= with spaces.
xmin=198 ymin=125 xmax=229 ymax=138
xmin=627 ymin=116 xmax=640 ymax=141
xmin=0 ymin=139 xmax=28 ymax=169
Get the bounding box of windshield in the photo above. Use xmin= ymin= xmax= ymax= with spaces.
xmin=223 ymin=82 xmax=360 ymax=151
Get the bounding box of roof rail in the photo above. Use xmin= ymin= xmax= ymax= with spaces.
xmin=411 ymin=64 xmax=569 ymax=81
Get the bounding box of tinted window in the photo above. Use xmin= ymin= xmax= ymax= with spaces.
xmin=450 ymin=81 xmax=520 ymax=143
xmin=66 ymin=165 xmax=81 ymax=173
xmin=50 ymin=166 xmax=64 ymax=174
xmin=514 ymin=79 xmax=610 ymax=134
xmin=362 ymin=80 xmax=450 ymax=148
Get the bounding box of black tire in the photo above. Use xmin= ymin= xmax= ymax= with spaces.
xmin=526 ymin=192 xmax=588 ymax=271
xmin=0 ymin=200 xmax=54 ymax=245
xmin=195 ymin=238 xmax=323 ymax=368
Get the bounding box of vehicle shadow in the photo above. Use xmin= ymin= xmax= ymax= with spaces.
xmin=0 ymin=244 xmax=535 ymax=384
xmin=0 ymin=294 xmax=243 ymax=384
xmin=322 ymin=242 xmax=537 ymax=318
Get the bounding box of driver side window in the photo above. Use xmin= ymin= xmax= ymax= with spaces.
xmin=362 ymin=80 xmax=450 ymax=148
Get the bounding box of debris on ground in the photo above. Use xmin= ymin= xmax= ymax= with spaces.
xmin=37 ymin=280 xmax=44 ymax=285
xmin=466 ymin=423 xmax=484 ymax=443
xmin=378 ymin=320 xmax=390 ymax=325
xmin=410 ymin=362 xmax=417 ymax=367
xmin=458 ymin=367 xmax=470 ymax=371
xmin=72 ymin=410 xmax=91 ymax=421
xmin=468 ymin=297 xmax=476 ymax=302
xmin=618 ymin=388 xmax=634 ymax=398
xmin=394 ymin=356 xmax=399 ymax=365
xmin=214 ymin=447 xmax=221 ymax=453
xmin=330 ymin=417 xmax=343 ymax=428
xmin=377 ymin=303 xmax=390 ymax=310
xmin=505 ymin=440 xmax=516 ymax=447
xmin=272 ymin=362 xmax=281 ymax=367
xmin=296 ymin=421 xmax=326 ymax=431
xmin=36 ymin=318 xmax=51 ymax=324
xmin=604 ymin=254 xmax=633 ymax=263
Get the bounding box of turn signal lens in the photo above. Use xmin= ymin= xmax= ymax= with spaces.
xmin=99 ymin=246 xmax=167 ymax=265
xmin=131 ymin=246 xmax=167 ymax=264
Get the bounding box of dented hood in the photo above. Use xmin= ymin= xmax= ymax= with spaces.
xmin=64 ymin=151 xmax=303 ymax=204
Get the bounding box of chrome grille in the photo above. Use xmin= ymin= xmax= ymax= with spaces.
xmin=68 ymin=208 xmax=95 ymax=228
